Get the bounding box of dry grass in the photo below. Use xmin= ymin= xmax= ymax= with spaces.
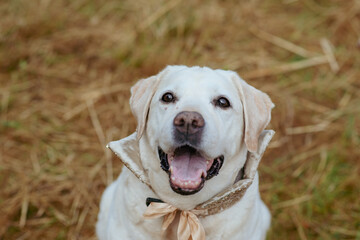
xmin=1 ymin=0 xmax=359 ymax=239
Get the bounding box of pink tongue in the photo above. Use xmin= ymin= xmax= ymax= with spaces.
xmin=171 ymin=147 xmax=207 ymax=182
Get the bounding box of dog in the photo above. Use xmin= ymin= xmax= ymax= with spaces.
xmin=96 ymin=65 xmax=274 ymax=240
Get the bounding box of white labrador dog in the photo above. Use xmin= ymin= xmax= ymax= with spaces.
xmin=96 ymin=66 xmax=274 ymax=240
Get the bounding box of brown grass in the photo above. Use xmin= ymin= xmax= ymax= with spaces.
xmin=1 ymin=0 xmax=359 ymax=239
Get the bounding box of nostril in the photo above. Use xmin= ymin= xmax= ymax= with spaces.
xmin=174 ymin=117 xmax=185 ymax=127
xmin=192 ymin=117 xmax=204 ymax=128
xmin=179 ymin=119 xmax=185 ymax=126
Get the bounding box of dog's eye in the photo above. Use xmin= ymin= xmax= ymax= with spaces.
xmin=215 ymin=97 xmax=231 ymax=109
xmin=161 ymin=92 xmax=176 ymax=103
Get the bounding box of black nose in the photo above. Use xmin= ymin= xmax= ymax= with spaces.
xmin=173 ymin=111 xmax=205 ymax=135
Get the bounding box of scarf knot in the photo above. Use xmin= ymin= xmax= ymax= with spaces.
xmin=143 ymin=202 xmax=205 ymax=240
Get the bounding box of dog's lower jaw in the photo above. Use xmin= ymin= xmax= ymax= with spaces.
xmin=169 ymin=177 xmax=205 ymax=195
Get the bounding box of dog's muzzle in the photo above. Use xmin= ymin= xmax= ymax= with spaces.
xmin=158 ymin=111 xmax=224 ymax=195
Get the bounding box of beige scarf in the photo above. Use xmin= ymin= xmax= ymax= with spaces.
xmin=107 ymin=130 xmax=274 ymax=240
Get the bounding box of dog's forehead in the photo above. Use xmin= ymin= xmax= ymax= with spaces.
xmin=158 ymin=67 xmax=235 ymax=94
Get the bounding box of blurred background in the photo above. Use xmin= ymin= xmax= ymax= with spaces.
xmin=0 ymin=0 xmax=359 ymax=239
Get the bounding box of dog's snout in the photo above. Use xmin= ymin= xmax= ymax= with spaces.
xmin=173 ymin=111 xmax=204 ymax=135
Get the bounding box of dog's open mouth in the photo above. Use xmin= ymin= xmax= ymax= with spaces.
xmin=158 ymin=146 xmax=224 ymax=195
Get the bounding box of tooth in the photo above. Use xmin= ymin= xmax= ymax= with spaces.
xmin=206 ymin=160 xmax=209 ymax=164
xmin=185 ymin=182 xmax=188 ymax=186
xmin=188 ymin=181 xmax=192 ymax=184
xmin=170 ymin=166 xmax=173 ymax=173
xmin=171 ymin=176 xmax=175 ymax=181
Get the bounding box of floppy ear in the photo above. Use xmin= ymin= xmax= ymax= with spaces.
xmin=130 ymin=66 xmax=188 ymax=140
xmin=231 ymin=74 xmax=274 ymax=153
xmin=130 ymin=75 xmax=159 ymax=140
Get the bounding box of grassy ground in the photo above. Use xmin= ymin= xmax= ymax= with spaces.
xmin=0 ymin=0 xmax=359 ymax=239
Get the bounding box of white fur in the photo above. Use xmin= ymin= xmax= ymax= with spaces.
xmin=96 ymin=66 xmax=273 ymax=240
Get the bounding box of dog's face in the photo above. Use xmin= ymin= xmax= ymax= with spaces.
xmin=130 ymin=66 xmax=273 ymax=209
xmin=147 ymin=68 xmax=244 ymax=195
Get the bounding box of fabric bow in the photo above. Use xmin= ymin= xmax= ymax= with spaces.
xmin=143 ymin=202 xmax=205 ymax=240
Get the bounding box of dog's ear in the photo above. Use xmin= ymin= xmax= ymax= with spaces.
xmin=130 ymin=66 xmax=185 ymax=140
xmin=231 ymin=73 xmax=274 ymax=153
xmin=130 ymin=75 xmax=159 ymax=140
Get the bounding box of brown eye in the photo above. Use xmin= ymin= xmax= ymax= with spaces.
xmin=161 ymin=92 xmax=175 ymax=103
xmin=215 ymin=97 xmax=231 ymax=109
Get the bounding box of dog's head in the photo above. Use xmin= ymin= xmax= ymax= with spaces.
xmin=130 ymin=66 xmax=273 ymax=209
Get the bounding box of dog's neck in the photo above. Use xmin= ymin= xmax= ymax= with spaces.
xmin=107 ymin=130 xmax=274 ymax=216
